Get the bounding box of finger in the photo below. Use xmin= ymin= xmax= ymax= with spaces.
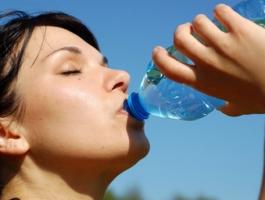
xmin=173 ymin=23 xmax=223 ymax=69
xmin=152 ymin=46 xmax=197 ymax=84
xmin=192 ymin=14 xmax=227 ymax=47
xmin=218 ymin=102 xmax=244 ymax=116
xmin=214 ymin=4 xmax=252 ymax=33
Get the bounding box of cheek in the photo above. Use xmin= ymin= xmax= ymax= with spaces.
xmin=22 ymin=80 xmax=110 ymax=154
xmin=24 ymin=81 xmax=102 ymax=121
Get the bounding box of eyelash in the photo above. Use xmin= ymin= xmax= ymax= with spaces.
xmin=61 ymin=69 xmax=81 ymax=76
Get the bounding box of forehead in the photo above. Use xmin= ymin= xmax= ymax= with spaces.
xmin=22 ymin=26 xmax=100 ymax=65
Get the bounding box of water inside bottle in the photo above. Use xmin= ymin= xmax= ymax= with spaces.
xmin=139 ymin=59 xmax=224 ymax=120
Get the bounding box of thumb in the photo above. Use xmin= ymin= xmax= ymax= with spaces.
xmin=218 ymin=102 xmax=244 ymax=116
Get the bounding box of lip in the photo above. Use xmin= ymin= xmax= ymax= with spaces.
xmin=117 ymin=99 xmax=145 ymax=128
xmin=116 ymin=99 xmax=126 ymax=114
xmin=118 ymin=107 xmax=129 ymax=115
xmin=116 ymin=98 xmax=128 ymax=114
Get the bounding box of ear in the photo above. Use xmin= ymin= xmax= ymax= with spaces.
xmin=0 ymin=119 xmax=29 ymax=155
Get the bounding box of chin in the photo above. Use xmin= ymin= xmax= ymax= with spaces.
xmin=97 ymin=136 xmax=150 ymax=187
xmin=123 ymin=130 xmax=150 ymax=170
xmin=104 ymin=117 xmax=150 ymax=176
xmin=110 ymin=131 xmax=150 ymax=175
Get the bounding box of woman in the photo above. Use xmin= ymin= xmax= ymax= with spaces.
xmin=0 ymin=11 xmax=150 ymax=200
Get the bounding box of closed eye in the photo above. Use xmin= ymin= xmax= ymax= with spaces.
xmin=61 ymin=70 xmax=81 ymax=75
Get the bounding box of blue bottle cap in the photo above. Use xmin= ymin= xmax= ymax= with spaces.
xmin=124 ymin=92 xmax=150 ymax=121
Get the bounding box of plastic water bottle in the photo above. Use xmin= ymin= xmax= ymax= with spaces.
xmin=124 ymin=0 xmax=265 ymax=121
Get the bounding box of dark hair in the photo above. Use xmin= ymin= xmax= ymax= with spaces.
xmin=0 ymin=10 xmax=99 ymax=119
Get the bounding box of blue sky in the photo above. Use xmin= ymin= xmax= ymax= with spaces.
xmin=1 ymin=1 xmax=264 ymax=200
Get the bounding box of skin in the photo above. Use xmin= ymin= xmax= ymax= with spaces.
xmin=0 ymin=26 xmax=149 ymax=200
xmin=153 ymin=4 xmax=265 ymax=116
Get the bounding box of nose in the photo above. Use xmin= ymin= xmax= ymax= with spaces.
xmin=106 ymin=69 xmax=130 ymax=93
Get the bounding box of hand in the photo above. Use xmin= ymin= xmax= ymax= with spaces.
xmin=152 ymin=4 xmax=265 ymax=116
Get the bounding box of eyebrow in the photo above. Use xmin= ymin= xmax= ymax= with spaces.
xmin=43 ymin=46 xmax=82 ymax=60
xmin=43 ymin=46 xmax=108 ymax=66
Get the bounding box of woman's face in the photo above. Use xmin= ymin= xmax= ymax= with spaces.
xmin=16 ymin=26 xmax=149 ymax=172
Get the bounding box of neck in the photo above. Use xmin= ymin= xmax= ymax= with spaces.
xmin=2 ymin=156 xmax=115 ymax=200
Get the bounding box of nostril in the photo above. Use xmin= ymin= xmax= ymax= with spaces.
xmin=108 ymin=70 xmax=130 ymax=92
xmin=112 ymin=82 xmax=125 ymax=90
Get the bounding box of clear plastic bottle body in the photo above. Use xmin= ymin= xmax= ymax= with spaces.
xmin=125 ymin=0 xmax=265 ymax=121
xmin=137 ymin=47 xmax=225 ymax=120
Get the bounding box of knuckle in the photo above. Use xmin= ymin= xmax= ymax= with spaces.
xmin=219 ymin=39 xmax=230 ymax=50
xmin=214 ymin=35 xmax=233 ymax=54
xmin=234 ymin=24 xmax=249 ymax=37
xmin=202 ymin=49 xmax=217 ymax=66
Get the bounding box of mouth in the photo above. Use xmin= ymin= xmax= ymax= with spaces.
xmin=116 ymin=99 xmax=145 ymax=127
xmin=117 ymin=101 xmax=129 ymax=116
xmin=119 ymin=99 xmax=145 ymax=129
